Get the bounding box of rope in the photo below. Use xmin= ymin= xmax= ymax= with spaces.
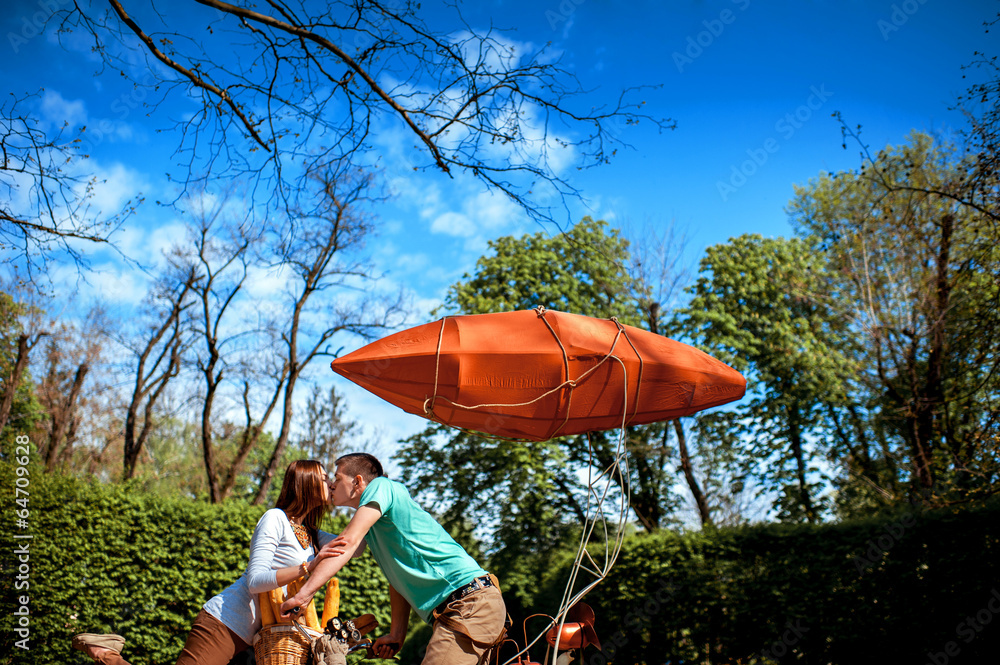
xmin=418 ymin=308 xmax=640 ymax=665
xmin=499 ymin=354 xmax=633 ymax=665
xmin=536 ymin=307 xmax=573 ymax=438
xmin=612 ymin=317 xmax=644 ymax=427
xmin=421 ymin=308 xmax=634 ymax=442
xmin=423 ymin=316 xmax=449 ymax=417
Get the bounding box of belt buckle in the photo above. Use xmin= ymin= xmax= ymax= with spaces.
xmin=460 ymin=580 xmax=478 ymax=599
xmin=437 ymin=576 xmax=491 ymax=617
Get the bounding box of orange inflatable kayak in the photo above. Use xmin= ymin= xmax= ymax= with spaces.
xmin=331 ymin=308 xmax=746 ymax=441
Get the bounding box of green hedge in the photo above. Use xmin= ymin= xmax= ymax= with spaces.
xmin=534 ymin=502 xmax=1000 ymax=664
xmin=0 ymin=459 xmax=389 ymax=665
xmin=5 ymin=456 xmax=999 ymax=665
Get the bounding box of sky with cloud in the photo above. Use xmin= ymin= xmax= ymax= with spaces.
xmin=3 ymin=0 xmax=997 ymax=452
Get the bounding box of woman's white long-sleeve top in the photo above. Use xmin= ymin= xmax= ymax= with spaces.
xmin=202 ymin=508 xmax=333 ymax=644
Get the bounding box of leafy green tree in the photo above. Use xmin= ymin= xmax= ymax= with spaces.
xmin=675 ymin=234 xmax=860 ymax=522
xmin=399 ymin=218 xmax=695 ymax=615
xmin=0 ymin=290 xmax=46 ymax=450
xmin=442 ymin=217 xmax=689 ymax=529
xmin=441 ymin=216 xmax=643 ymax=321
xmin=789 ymin=132 xmax=1000 ymax=506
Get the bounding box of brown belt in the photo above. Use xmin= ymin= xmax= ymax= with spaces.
xmin=434 ymin=575 xmax=495 ymax=615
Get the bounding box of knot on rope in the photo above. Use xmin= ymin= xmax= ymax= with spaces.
xmin=422 ymin=308 xmax=644 ymax=441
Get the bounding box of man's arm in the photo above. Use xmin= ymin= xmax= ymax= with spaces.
xmin=372 ymin=584 xmax=410 ymax=659
xmin=280 ymin=505 xmax=381 ymax=616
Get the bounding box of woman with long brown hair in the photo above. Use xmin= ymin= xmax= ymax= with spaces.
xmin=72 ymin=459 xmax=343 ymax=665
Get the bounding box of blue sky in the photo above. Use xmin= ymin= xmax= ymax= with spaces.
xmin=3 ymin=0 xmax=996 ymax=457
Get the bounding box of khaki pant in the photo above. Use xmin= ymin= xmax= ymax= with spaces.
xmin=96 ymin=610 xmax=250 ymax=665
xmin=423 ymin=586 xmax=506 ymax=665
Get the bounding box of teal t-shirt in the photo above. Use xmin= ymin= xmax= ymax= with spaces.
xmin=359 ymin=477 xmax=487 ymax=623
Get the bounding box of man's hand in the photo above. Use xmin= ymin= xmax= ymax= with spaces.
xmin=279 ymin=593 xmax=310 ymax=619
xmin=310 ymin=536 xmax=349 ymax=572
xmin=370 ymin=633 xmax=403 ymax=659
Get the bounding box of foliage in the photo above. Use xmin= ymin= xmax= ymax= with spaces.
xmin=674 ymin=234 xmax=856 ymax=522
xmin=531 ymin=500 xmax=1000 ymax=665
xmin=674 ymin=132 xmax=1000 ymax=521
xmin=134 ymin=417 xmax=290 ymax=502
xmin=0 ymin=290 xmax=45 ymax=449
xmin=5 ymin=452 xmax=998 ymax=665
xmin=441 ymin=216 xmax=644 ymax=322
xmin=789 ymin=132 xmax=1000 ymax=507
xmin=0 ymin=456 xmax=389 ymax=665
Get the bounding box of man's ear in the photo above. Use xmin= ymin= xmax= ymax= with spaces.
xmin=355 ymin=475 xmax=367 ymax=493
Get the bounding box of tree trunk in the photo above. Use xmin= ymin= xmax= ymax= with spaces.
xmin=123 ymin=337 xmax=186 ymax=479
xmin=673 ymin=419 xmax=711 ymax=526
xmin=0 ymin=334 xmax=31 ymax=431
xmin=57 ymin=413 xmax=80 ymax=470
xmin=45 ymin=362 xmax=89 ymax=471
xmin=123 ymin=404 xmax=141 ymax=478
xmin=200 ymin=363 xmax=222 ymax=503
xmin=122 ymin=269 xmax=195 ymax=479
xmin=908 ymin=413 xmax=936 ymax=490
xmin=628 ymin=432 xmax=659 ymax=532
xmin=912 ymin=212 xmax=954 ymax=491
xmin=253 ymin=368 xmax=300 ymax=505
xmin=218 ymin=425 xmax=260 ymax=500
xmin=787 ymin=405 xmax=816 ymax=522
xmin=88 ymin=434 xmax=118 ymax=475
xmin=219 ymin=379 xmax=285 ymax=501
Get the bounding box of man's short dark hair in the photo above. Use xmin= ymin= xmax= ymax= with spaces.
xmin=336 ymin=452 xmax=384 ymax=482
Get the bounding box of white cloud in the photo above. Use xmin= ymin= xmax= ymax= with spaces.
xmin=43 ymin=258 xmax=150 ymax=312
xmin=561 ymin=14 xmax=576 ymax=41
xmin=468 ymin=189 xmax=519 ymax=232
xmin=84 ymin=162 xmax=146 ymax=218
xmin=374 ymin=33 xmax=576 ymax=184
xmin=44 ymin=158 xmax=153 ymax=267
xmin=389 ymin=252 xmax=430 ymax=273
xmin=411 ymin=295 xmax=444 ymax=319
xmin=430 ymin=211 xmax=474 ymax=237
xmin=146 ymin=221 xmax=188 ymax=260
xmin=450 ymin=30 xmax=535 ymax=74
xmin=40 ymin=89 xmax=86 ymax=129
xmin=88 ymin=264 xmax=148 ymax=308
xmin=425 ymin=180 xmax=527 ymax=253
xmin=31 ymin=88 xmax=147 ymax=166
xmin=244 ymin=264 xmax=293 ymax=301
xmin=45 ymin=27 xmax=102 ymax=63
xmin=2 ymin=166 xmax=33 ymax=220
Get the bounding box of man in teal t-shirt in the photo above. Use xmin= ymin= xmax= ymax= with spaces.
xmin=281 ymin=453 xmax=506 ymax=664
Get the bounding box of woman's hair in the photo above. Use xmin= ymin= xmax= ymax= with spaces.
xmin=335 ymin=452 xmax=384 ymax=482
xmin=275 ymin=459 xmax=328 ymax=546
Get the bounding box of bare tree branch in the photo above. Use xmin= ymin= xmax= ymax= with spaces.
xmin=1 ymin=92 xmax=139 ymax=286
xmin=54 ymin=0 xmax=671 ymax=224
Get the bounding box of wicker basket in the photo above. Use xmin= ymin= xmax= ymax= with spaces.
xmin=253 ymin=623 xmax=323 ymax=665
